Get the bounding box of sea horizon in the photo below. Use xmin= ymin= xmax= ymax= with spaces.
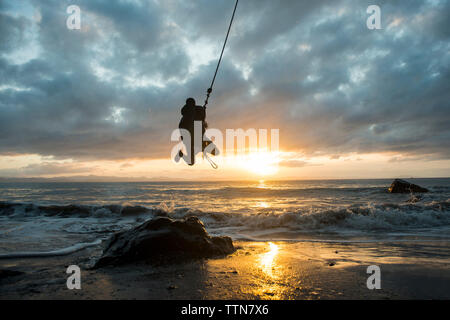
xmin=1 ymin=176 xmax=450 ymax=183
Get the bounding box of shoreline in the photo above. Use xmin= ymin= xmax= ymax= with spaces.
xmin=1 ymin=240 xmax=449 ymax=300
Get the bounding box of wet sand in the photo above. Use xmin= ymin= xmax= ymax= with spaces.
xmin=1 ymin=240 xmax=449 ymax=299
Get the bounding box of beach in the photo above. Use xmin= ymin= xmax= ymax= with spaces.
xmin=1 ymin=240 xmax=449 ymax=300
xmin=1 ymin=179 xmax=449 ymax=299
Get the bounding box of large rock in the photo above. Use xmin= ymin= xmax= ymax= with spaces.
xmin=94 ymin=216 xmax=235 ymax=268
xmin=388 ymin=179 xmax=429 ymax=193
xmin=0 ymin=269 xmax=24 ymax=280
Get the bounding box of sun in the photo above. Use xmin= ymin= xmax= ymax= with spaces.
xmin=238 ymin=151 xmax=280 ymax=176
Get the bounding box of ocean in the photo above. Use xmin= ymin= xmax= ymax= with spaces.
xmin=0 ymin=179 xmax=449 ymax=258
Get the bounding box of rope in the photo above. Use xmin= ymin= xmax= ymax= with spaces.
xmin=203 ymin=0 xmax=239 ymax=108
xmin=204 ymin=150 xmax=218 ymax=169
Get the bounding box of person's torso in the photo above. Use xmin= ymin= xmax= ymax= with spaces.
xmin=179 ymin=105 xmax=205 ymax=129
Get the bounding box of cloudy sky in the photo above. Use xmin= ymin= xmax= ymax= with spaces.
xmin=0 ymin=0 xmax=449 ymax=180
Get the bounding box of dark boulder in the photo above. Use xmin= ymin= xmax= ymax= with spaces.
xmin=94 ymin=216 xmax=235 ymax=268
xmin=0 ymin=269 xmax=24 ymax=280
xmin=388 ymin=179 xmax=429 ymax=193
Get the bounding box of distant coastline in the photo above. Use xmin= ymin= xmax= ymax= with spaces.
xmin=1 ymin=176 xmax=449 ymax=183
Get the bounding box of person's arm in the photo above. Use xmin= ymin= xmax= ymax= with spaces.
xmin=181 ymin=105 xmax=187 ymax=116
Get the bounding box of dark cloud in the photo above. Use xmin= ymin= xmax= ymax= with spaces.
xmin=0 ymin=0 xmax=449 ymax=164
xmin=0 ymin=12 xmax=29 ymax=52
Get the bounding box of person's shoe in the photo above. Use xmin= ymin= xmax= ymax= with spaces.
xmin=203 ymin=140 xmax=219 ymax=156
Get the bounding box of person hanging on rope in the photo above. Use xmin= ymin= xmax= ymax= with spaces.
xmin=178 ymin=97 xmax=217 ymax=166
xmin=176 ymin=0 xmax=238 ymax=168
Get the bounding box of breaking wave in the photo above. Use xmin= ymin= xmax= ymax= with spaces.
xmin=2 ymin=199 xmax=449 ymax=233
xmin=0 ymin=201 xmax=165 ymax=218
xmin=169 ymin=200 xmax=450 ymax=233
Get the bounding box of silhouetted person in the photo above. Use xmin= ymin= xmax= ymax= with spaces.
xmin=178 ymin=97 xmax=216 ymax=165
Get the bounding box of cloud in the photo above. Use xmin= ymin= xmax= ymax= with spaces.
xmin=0 ymin=0 xmax=448 ymax=166
xmin=0 ymin=12 xmax=29 ymax=52
xmin=0 ymin=161 xmax=91 ymax=177
xmin=279 ymin=160 xmax=308 ymax=168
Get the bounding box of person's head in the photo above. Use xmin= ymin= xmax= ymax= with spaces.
xmin=186 ymin=98 xmax=196 ymax=107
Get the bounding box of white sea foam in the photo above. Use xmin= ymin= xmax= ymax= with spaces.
xmin=0 ymin=239 xmax=102 ymax=259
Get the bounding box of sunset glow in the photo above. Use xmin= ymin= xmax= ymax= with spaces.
xmin=235 ymin=151 xmax=280 ymax=176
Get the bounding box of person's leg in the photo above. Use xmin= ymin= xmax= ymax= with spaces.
xmin=189 ymin=131 xmax=195 ymax=165
xmin=178 ymin=129 xmax=184 ymax=158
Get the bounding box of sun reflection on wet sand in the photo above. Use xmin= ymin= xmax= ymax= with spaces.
xmin=260 ymin=242 xmax=279 ymax=277
xmin=253 ymin=242 xmax=288 ymax=299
